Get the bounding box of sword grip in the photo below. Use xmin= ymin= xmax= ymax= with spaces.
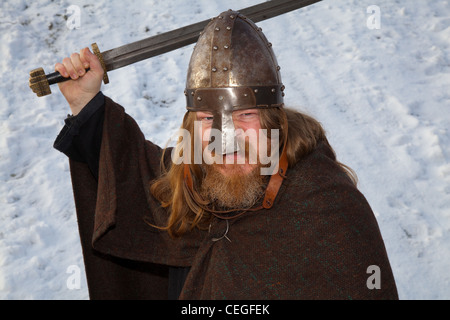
xmin=28 ymin=68 xmax=90 ymax=97
xmin=46 ymin=70 xmax=75 ymax=85
xmin=29 ymin=43 xmax=109 ymax=97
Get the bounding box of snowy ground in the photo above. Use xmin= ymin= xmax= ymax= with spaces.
xmin=0 ymin=0 xmax=449 ymax=300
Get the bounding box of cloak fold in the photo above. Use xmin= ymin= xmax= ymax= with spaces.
xmin=70 ymin=159 xmax=170 ymax=299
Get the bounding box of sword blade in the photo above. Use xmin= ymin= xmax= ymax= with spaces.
xmin=101 ymin=0 xmax=322 ymax=71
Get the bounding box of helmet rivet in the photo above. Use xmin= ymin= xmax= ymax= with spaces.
xmin=212 ymin=67 xmax=217 ymax=72
xmin=271 ymin=88 xmax=276 ymax=93
xmin=223 ymin=67 xmax=228 ymax=71
xmin=226 ymin=26 xmax=231 ymax=31
xmin=215 ymin=27 xmax=220 ymax=31
xmin=244 ymin=93 xmax=248 ymax=97
xmin=277 ymin=66 xmax=281 ymax=71
xmin=268 ymin=42 xmax=272 ymax=47
xmin=197 ymin=96 xmax=202 ymax=101
xmin=254 ymin=89 xmax=258 ymax=93
xmin=230 ymin=15 xmax=235 ymax=19
xmin=213 ymin=46 xmax=218 ymax=50
xmin=281 ymin=85 xmax=285 ymax=91
xmin=224 ymin=45 xmax=229 ymax=49
xmin=219 ymin=96 xmax=224 ymax=100
xmin=191 ymin=91 xmax=195 ymax=96
xmin=184 ymin=90 xmax=187 ymax=96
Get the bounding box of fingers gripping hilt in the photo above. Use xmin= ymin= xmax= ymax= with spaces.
xmin=29 ymin=43 xmax=109 ymax=97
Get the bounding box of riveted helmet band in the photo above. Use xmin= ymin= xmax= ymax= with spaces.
xmin=185 ymin=85 xmax=284 ymax=112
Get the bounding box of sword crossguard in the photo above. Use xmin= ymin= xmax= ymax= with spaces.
xmin=29 ymin=43 xmax=109 ymax=97
xmin=91 ymin=42 xmax=109 ymax=85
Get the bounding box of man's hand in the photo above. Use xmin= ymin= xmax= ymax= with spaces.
xmin=55 ymin=47 xmax=104 ymax=115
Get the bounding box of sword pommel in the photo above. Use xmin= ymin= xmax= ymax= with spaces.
xmin=29 ymin=67 xmax=51 ymax=97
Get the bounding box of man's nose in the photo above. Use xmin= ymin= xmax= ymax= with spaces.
xmin=219 ymin=116 xmax=240 ymax=155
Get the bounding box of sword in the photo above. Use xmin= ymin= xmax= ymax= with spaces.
xmin=29 ymin=0 xmax=321 ymax=97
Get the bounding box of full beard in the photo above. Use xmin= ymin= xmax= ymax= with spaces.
xmin=200 ymin=161 xmax=267 ymax=210
xmin=199 ymin=132 xmax=275 ymax=210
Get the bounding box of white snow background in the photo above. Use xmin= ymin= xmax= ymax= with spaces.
xmin=0 ymin=0 xmax=449 ymax=300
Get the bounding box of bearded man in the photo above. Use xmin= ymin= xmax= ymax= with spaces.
xmin=53 ymin=10 xmax=398 ymax=300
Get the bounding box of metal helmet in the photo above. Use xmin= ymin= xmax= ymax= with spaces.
xmin=185 ymin=10 xmax=285 ymax=155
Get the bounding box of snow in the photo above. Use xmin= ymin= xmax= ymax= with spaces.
xmin=0 ymin=0 xmax=449 ymax=300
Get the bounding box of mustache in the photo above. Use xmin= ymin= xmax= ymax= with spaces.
xmin=209 ymin=139 xmax=256 ymax=160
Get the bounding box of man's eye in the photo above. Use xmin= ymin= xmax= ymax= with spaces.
xmin=239 ymin=112 xmax=258 ymax=119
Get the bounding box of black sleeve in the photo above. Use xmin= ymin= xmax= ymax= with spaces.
xmin=53 ymin=92 xmax=105 ymax=179
xmin=168 ymin=267 xmax=191 ymax=300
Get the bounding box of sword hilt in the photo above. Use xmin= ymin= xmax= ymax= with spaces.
xmin=29 ymin=43 xmax=109 ymax=97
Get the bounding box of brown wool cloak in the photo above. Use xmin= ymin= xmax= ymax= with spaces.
xmin=69 ymin=96 xmax=398 ymax=299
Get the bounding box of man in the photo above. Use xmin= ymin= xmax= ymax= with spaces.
xmin=53 ymin=10 xmax=398 ymax=299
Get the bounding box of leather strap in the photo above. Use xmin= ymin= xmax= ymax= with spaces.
xmin=262 ymin=145 xmax=288 ymax=209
